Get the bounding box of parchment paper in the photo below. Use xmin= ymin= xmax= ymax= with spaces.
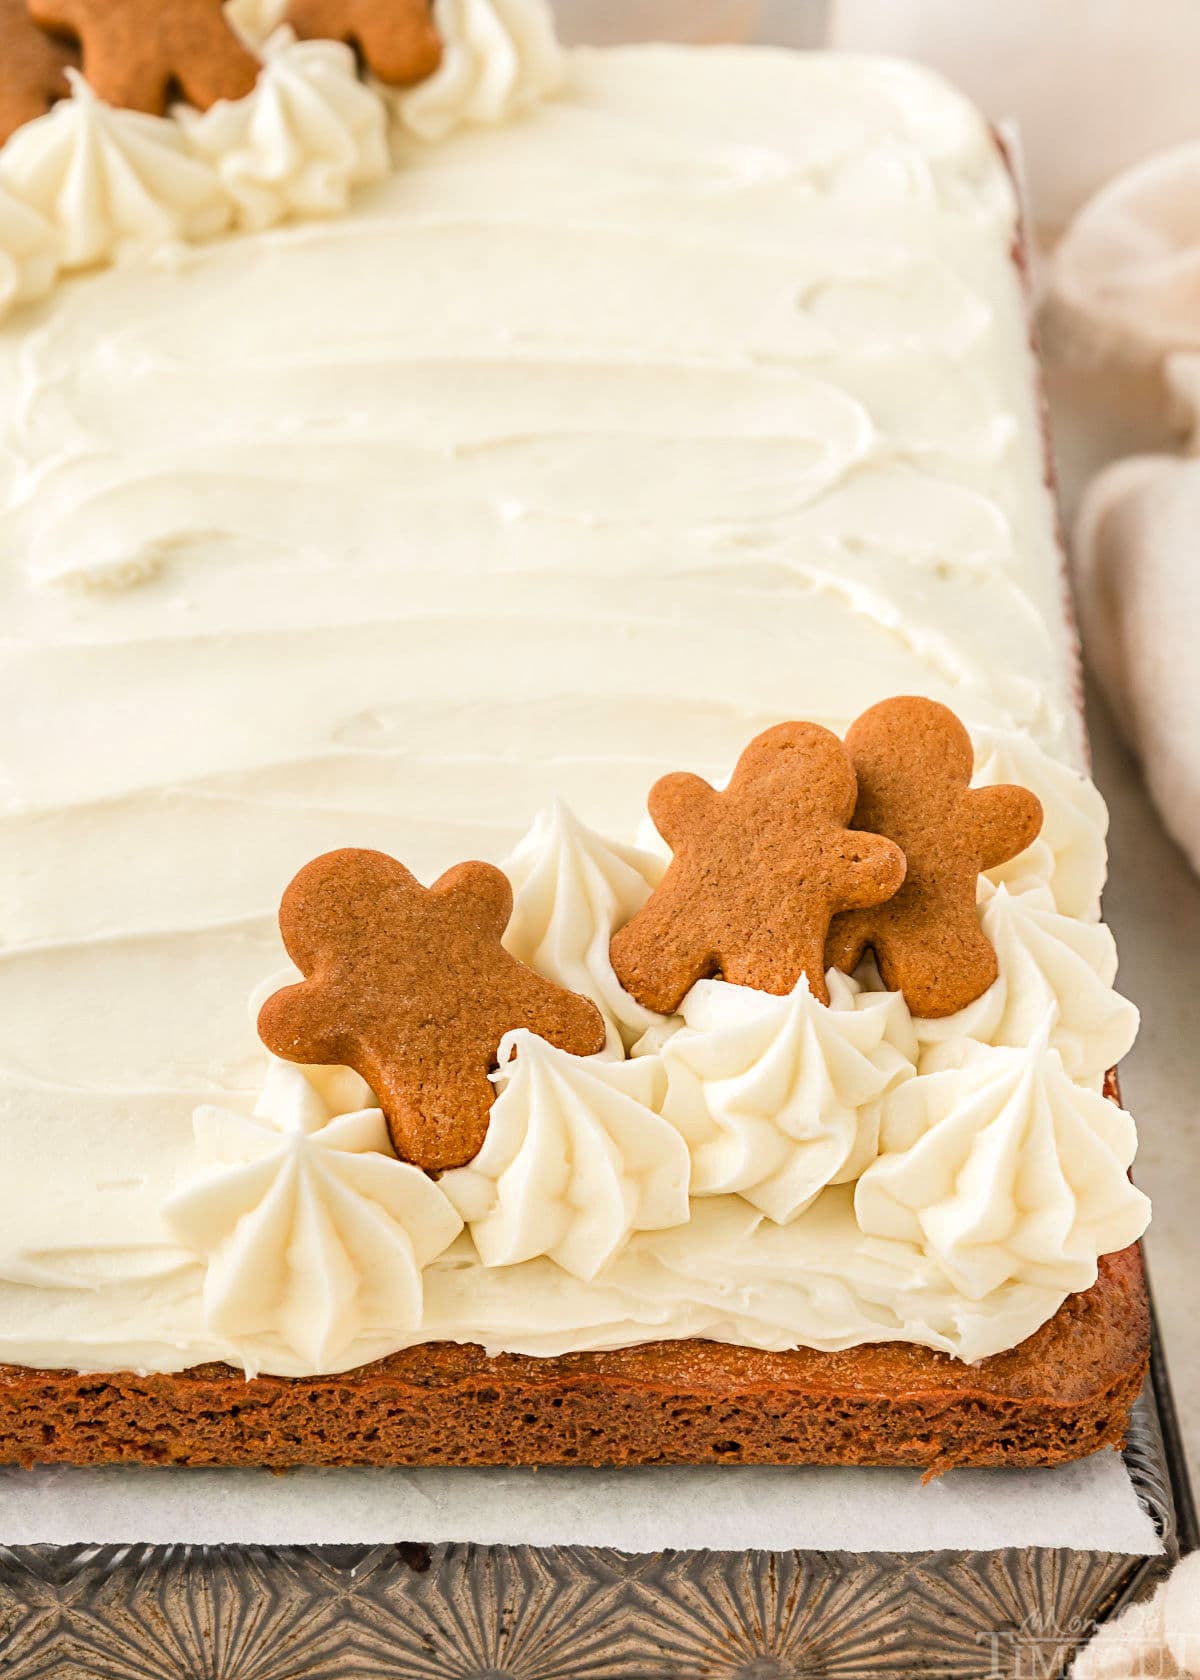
xmin=0 ymin=1453 xmax=1161 ymax=1554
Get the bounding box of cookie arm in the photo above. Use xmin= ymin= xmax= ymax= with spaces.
xmin=647 ymin=771 xmax=719 ymax=851
xmin=970 ymin=783 xmax=1043 ymax=871
xmin=432 ymin=860 xmax=514 ymax=941
xmin=835 ymin=831 xmax=906 ymax=911
xmin=257 ymin=979 xmax=348 ymax=1068
xmin=518 ymin=974 xmax=607 ymax=1060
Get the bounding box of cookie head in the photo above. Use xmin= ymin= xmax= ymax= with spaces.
xmin=610 ymin=721 xmax=906 ymax=1013
xmin=259 ymin=848 xmax=605 ymax=1170
xmin=850 ymin=694 xmax=975 ymax=796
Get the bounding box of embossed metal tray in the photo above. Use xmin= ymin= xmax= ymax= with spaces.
xmin=0 ymin=1318 xmax=1192 ymax=1680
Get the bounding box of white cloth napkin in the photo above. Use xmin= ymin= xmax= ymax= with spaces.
xmin=1048 ymin=144 xmax=1200 ymax=876
xmin=1072 ymin=1552 xmax=1200 ymax=1678
xmin=1049 ymin=146 xmax=1200 ymax=373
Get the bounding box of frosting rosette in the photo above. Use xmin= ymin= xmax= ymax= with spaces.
xmin=439 ymin=1030 xmax=690 ymax=1280
xmin=972 ymin=726 xmax=1109 ymax=919
xmin=0 ymin=187 xmax=59 ymax=321
xmin=659 ymin=970 xmax=918 ymax=1223
xmin=916 ymin=880 xmax=1139 ymax=1086
xmin=163 ymin=1057 xmax=462 ymax=1370
xmin=391 ymin=0 xmax=564 ymax=141
xmin=502 ymin=799 xmax=666 ymax=1055
xmin=855 ymin=1025 xmax=1150 ymax=1298
xmin=179 ymin=34 xmax=390 ymax=231
xmin=0 ymin=71 xmax=231 ymax=270
xmin=225 ymin=0 xmax=289 ymax=47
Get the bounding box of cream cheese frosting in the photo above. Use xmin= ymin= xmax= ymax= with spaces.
xmin=0 ymin=71 xmax=232 ymax=271
xmin=440 ymin=1029 xmax=689 ymax=1280
xmin=657 ymin=971 xmax=915 ymax=1224
xmin=0 ymin=38 xmax=1141 ymax=1378
xmin=914 ymin=880 xmax=1139 ymax=1087
xmin=855 ymin=1026 xmax=1150 ymax=1299
xmin=0 ymin=187 xmax=58 ymax=314
xmin=973 ymin=726 xmax=1110 ymax=917
xmin=178 ymin=33 xmax=390 ymax=231
xmin=163 ymin=1057 xmax=462 ymax=1370
xmin=501 ymin=800 xmax=665 ymax=1055
xmin=391 ymin=0 xmax=564 ymax=140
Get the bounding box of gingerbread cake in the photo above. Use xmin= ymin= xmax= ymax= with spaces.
xmin=0 ymin=0 xmax=1150 ymax=1473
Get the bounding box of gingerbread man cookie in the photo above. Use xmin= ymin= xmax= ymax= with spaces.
xmin=825 ymin=696 xmax=1044 ymax=1018
xmin=28 ymin=0 xmax=261 ymax=115
xmin=286 ymin=0 xmax=442 ymax=86
xmin=0 ymin=0 xmax=77 ymax=143
xmin=609 ymin=722 xmax=907 ymax=1012
xmin=258 ymin=848 xmax=606 ymax=1171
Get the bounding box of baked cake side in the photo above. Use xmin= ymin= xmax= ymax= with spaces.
xmin=0 ymin=1243 xmax=1147 ymax=1472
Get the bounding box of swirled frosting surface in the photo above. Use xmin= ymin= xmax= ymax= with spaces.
xmin=0 ymin=45 xmax=1127 ymax=1378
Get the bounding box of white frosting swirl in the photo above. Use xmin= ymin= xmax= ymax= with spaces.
xmin=439 ymin=1029 xmax=690 ymax=1280
xmin=855 ymin=1025 xmax=1150 ymax=1299
xmin=659 ymin=970 xmax=917 ymax=1224
xmin=392 ymin=0 xmax=564 ymax=141
xmin=179 ymin=35 xmax=390 ymax=232
xmin=163 ymin=1056 xmax=462 ymax=1371
xmin=502 ymin=799 xmax=665 ymax=1055
xmin=0 ymin=72 xmax=231 ymax=270
xmin=0 ymin=187 xmax=59 ymax=321
xmin=916 ymin=880 xmax=1139 ymax=1087
xmin=973 ymin=726 xmax=1110 ymax=918
xmin=225 ymin=0 xmax=289 ymax=48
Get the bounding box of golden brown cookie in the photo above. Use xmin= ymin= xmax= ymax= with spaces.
xmin=609 ymin=722 xmax=907 ymax=1012
xmin=0 ymin=0 xmax=77 ymax=143
xmin=286 ymin=0 xmax=442 ymax=85
xmin=826 ymin=696 xmax=1044 ymax=1018
xmin=258 ymin=848 xmax=606 ymax=1171
xmin=27 ymin=0 xmax=261 ymax=115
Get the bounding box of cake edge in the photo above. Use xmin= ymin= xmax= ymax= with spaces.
xmin=0 ymin=1238 xmax=1150 ymax=1472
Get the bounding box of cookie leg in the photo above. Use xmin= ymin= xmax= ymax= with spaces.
xmin=873 ymin=919 xmax=1000 ymax=1020
xmin=179 ymin=21 xmax=260 ymax=110
xmin=610 ymin=906 xmax=717 ymax=1017
xmin=360 ymin=3 xmax=442 ymax=85
xmin=824 ymin=906 xmax=873 ymax=982
xmin=382 ymin=1054 xmax=494 ymax=1171
xmin=732 ymin=924 xmax=832 ymax=1005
